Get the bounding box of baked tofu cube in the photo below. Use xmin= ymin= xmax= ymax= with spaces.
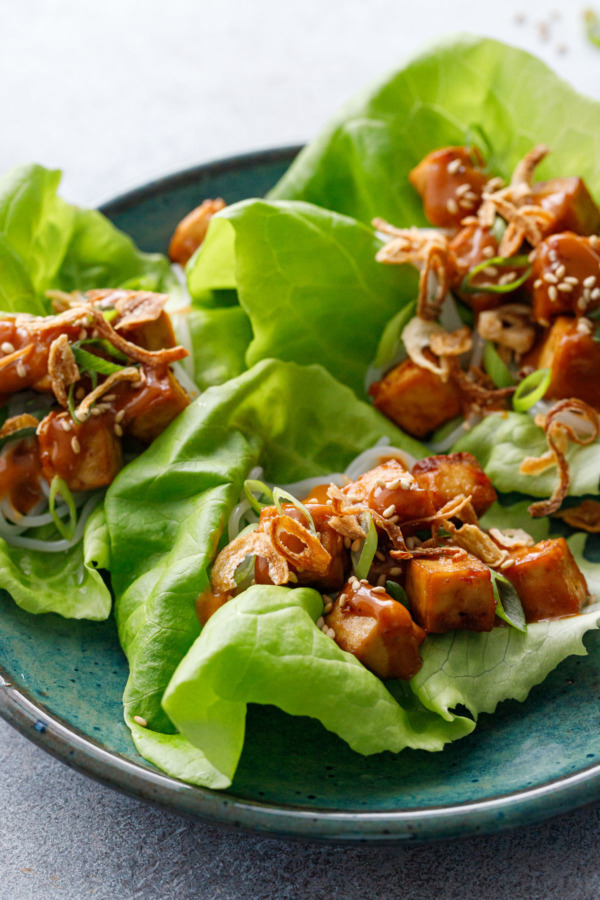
xmin=325 ymin=580 xmax=425 ymax=680
xmin=343 ymin=459 xmax=435 ymax=526
xmin=505 ymin=538 xmax=588 ymax=623
xmin=530 ymin=233 xmax=600 ymax=323
xmin=38 ymin=410 xmax=123 ymax=492
xmin=121 ymin=367 xmax=190 ymax=444
xmin=370 ymin=360 xmax=462 ymax=439
xmin=449 ymin=222 xmax=523 ymax=313
xmin=409 ymin=146 xmax=488 ymax=228
xmin=524 ymin=316 xmax=600 ymax=409
xmin=123 ymin=311 xmax=177 ymax=351
xmin=412 ymin=452 xmax=497 ymax=517
xmin=532 ymin=177 xmax=600 ymax=237
xmin=405 ymin=554 xmax=496 ymax=633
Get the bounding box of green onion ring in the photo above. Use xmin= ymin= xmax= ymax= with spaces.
xmin=272 ymin=487 xmax=316 ymax=535
xmin=49 ymin=476 xmax=77 ymax=541
xmin=513 ymin=368 xmax=551 ymax=412
xmin=243 ymin=479 xmax=274 ymax=515
xmin=460 ymin=254 xmax=531 ymax=295
xmin=351 ymin=512 xmax=378 ymax=581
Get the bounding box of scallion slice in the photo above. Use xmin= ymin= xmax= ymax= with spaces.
xmin=489 ymin=568 xmax=527 ymax=633
xmin=385 ymin=580 xmax=410 ymax=609
xmin=243 ymin=479 xmax=274 ymax=515
xmin=273 ymin=487 xmax=316 ymax=534
xmin=71 ymin=345 xmax=127 ymax=376
xmin=461 ymin=254 xmax=531 ymax=295
xmin=0 ymin=425 xmax=37 ymax=453
xmin=513 ymin=368 xmax=551 ymax=412
xmin=483 ymin=341 xmax=516 ymax=388
xmin=49 ymin=476 xmax=77 ymax=541
xmin=351 ymin=512 xmax=378 ymax=581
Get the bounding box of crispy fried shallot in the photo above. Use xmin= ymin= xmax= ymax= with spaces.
xmin=74 ymin=367 xmax=142 ymax=421
xmin=269 ymin=515 xmax=332 ymax=575
xmin=85 ymin=289 xmax=169 ymax=331
xmin=0 ymin=413 xmax=39 ymax=438
xmin=327 ymin=514 xmax=366 ymax=541
xmin=523 ymin=399 xmax=600 ymax=517
xmin=211 ymin=529 xmax=289 ymax=592
xmin=401 ymin=317 xmax=449 ymax=379
xmin=169 ymin=198 xmax=226 ymax=266
xmin=429 ymin=325 xmax=472 ymax=357
xmin=442 ymin=520 xmax=508 ymax=567
xmin=48 ymin=334 xmax=80 ymax=407
xmin=488 ymin=527 xmax=535 ymax=549
xmin=477 ymin=304 xmax=536 ymax=355
xmin=553 ymin=499 xmax=600 ymax=533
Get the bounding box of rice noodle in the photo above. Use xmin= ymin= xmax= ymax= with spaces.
xmin=170 ymin=361 xmax=200 ymax=400
xmin=0 ymin=494 xmax=101 ymax=552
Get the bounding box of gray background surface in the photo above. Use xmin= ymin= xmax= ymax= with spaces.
xmin=2 ymin=1 xmax=600 ymax=897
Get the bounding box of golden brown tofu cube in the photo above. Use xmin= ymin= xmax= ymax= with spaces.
xmin=405 ymin=553 xmax=496 ymax=633
xmin=530 ymin=232 xmax=600 ymax=323
xmin=370 ymin=360 xmax=462 ymax=439
xmin=524 ymin=316 xmax=600 ymax=410
xmin=532 ymin=177 xmax=600 ymax=237
xmin=448 ymin=222 xmax=526 ymax=313
xmin=120 ymin=367 xmax=190 ymax=444
xmin=505 ymin=538 xmax=588 ymax=623
xmin=38 ymin=410 xmax=123 ymax=493
xmin=343 ymin=459 xmax=435 ymax=526
xmin=409 ymin=146 xmax=488 ymax=228
xmin=412 ymin=452 xmax=497 ymax=517
xmin=325 ymin=579 xmax=425 ymax=680
xmin=123 ymin=311 xmax=177 ymax=351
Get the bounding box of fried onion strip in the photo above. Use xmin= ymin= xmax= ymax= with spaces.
xmin=210 ymin=530 xmax=289 ymax=592
xmin=269 ymin=515 xmax=332 ymax=575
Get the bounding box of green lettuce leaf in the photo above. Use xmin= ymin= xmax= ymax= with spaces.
xmin=187 ymin=199 xmax=417 ymax=396
xmin=105 ymin=359 xmax=424 ymax=766
xmin=454 ymin=412 xmax=600 ymax=498
xmin=185 ymin=305 xmax=253 ymax=390
xmin=0 ymin=504 xmax=111 ymax=620
xmin=270 ymin=36 xmax=600 ymax=225
xmin=162 ymin=585 xmax=474 ymax=788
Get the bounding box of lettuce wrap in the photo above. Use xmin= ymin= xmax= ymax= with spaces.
xmin=106 ymin=360 xmax=600 ymax=789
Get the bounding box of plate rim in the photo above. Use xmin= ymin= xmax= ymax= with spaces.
xmin=2 ymin=145 xmax=600 ymax=843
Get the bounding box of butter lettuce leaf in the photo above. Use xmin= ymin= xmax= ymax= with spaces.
xmin=270 ymin=36 xmax=600 ymax=225
xmin=454 ymin=412 xmax=600 ymax=498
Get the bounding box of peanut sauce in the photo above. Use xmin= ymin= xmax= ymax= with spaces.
xmin=0 ymin=438 xmax=44 ymax=514
xmin=195 ymin=588 xmax=231 ymax=626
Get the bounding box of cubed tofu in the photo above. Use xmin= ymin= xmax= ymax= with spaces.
xmin=530 ymin=232 xmax=600 ymax=323
xmin=409 ymin=146 xmax=488 ymax=228
xmin=405 ymin=553 xmax=496 ymax=633
xmin=532 ymin=177 xmax=600 ymax=237
xmin=412 ymin=452 xmax=497 ymax=517
xmin=343 ymin=459 xmax=435 ymax=526
xmin=449 ymin=223 xmax=511 ymax=313
xmin=325 ymin=579 xmax=425 ymax=680
xmin=38 ymin=410 xmax=123 ymax=492
xmin=370 ymin=360 xmax=462 ymax=439
xmin=123 ymin=311 xmax=177 ymax=351
xmin=119 ymin=366 xmax=190 ymax=444
xmin=524 ymin=316 xmax=600 ymax=409
xmin=505 ymin=538 xmax=588 ymax=623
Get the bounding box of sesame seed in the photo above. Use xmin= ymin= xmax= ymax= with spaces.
xmin=591 ymin=288 xmax=600 ymax=300
xmin=564 ymin=276 xmax=579 ymax=285
xmin=90 ymin=407 xmax=102 ymax=416
xmin=316 ymin=616 xmax=324 ymax=629
xmin=446 ymin=198 xmax=459 ymax=215
xmin=115 ymin=409 xmax=125 ymax=423
xmin=557 ymin=282 xmax=573 ymax=292
xmin=482 ymin=266 xmax=498 ymax=277
xmin=390 ymin=567 xmax=403 ymax=576
xmin=387 ymin=477 xmax=402 ymax=490
xmin=577 ymin=296 xmax=588 ymax=311
xmin=372 ymin=586 xmax=386 ymax=594
xmin=76 ymin=387 xmax=85 ymax=400
xmin=382 ymin=504 xmax=396 ymax=518
xmin=327 ymin=627 xmax=336 ymax=639
xmin=482 ymin=246 xmax=495 ymax=258
xmin=548 ymin=285 xmax=558 ymax=302
xmin=287 ymin=572 xmax=298 ymax=583
xmin=1 ymin=341 xmax=15 ymax=354
xmin=447 ymin=158 xmax=461 ymax=174
xmin=377 ymin=574 xmax=386 ymax=587
xmin=133 ymin=716 xmax=148 ymax=727
xmin=555 ymin=264 xmax=566 ymax=279
xmin=455 ymin=183 xmax=469 ymax=196
xmin=350 ymin=538 xmax=361 ymax=553
xmin=114 ymin=423 xmax=123 ymax=437
xmin=543 ymin=272 xmax=558 ymax=284
xmin=16 ymin=361 xmax=27 ymax=378
xmin=549 ymin=250 xmax=558 ymax=261
xmin=360 ymin=579 xmax=370 ymax=586
xmin=91 ymin=329 xmax=99 ymax=339
xmin=78 ymin=329 xmax=87 ymax=341
xmin=533 ymin=279 xmax=543 ymax=289
xmin=339 ymin=596 xmax=347 ymax=609
xmin=62 ymin=419 xmax=73 ymax=431
xmin=500 ymin=559 xmax=515 ymax=571
xmin=375 ymin=550 xmax=386 ymax=562
xmin=528 ymin=250 xmax=537 ymax=262
xmin=71 ymin=436 xmax=81 ymax=454
xmin=577 ymin=318 xmax=594 ymax=335
xmin=389 ymin=515 xmax=399 ymax=524
xmin=499 ymin=272 xmax=517 ymax=285
xmin=323 ymin=602 xmax=333 ymax=615
xmin=103 ymin=394 xmax=116 ymax=402
xmin=583 ymin=275 xmax=596 ymax=288
xmin=539 ymin=318 xmax=550 ymax=327
xmin=406 ymin=537 xmax=416 ymax=549
xmin=464 ymin=191 xmax=479 ymax=202
xmin=590 ymin=235 xmax=599 ymax=249
xmin=349 ymin=575 xmax=358 ymax=585
xmin=343 ymin=536 xmax=351 ymax=549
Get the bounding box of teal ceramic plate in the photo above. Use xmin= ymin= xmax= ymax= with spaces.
xmin=1 ymin=147 xmax=600 ymax=843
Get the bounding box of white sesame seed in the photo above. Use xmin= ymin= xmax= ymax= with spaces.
xmin=382 ymin=504 xmax=397 ymax=518
xmin=133 ymin=716 xmax=148 ymax=727
xmin=389 ymin=515 xmax=399 ymax=524
xmin=360 ymin=579 xmax=370 ymax=586
xmin=555 ymin=264 xmax=566 ymax=279
xmin=549 ymin=250 xmax=558 ymax=262
xmin=377 ymin=574 xmax=386 ymax=587
xmin=499 ymin=272 xmax=517 ymax=285
xmin=548 ymin=285 xmax=558 ymax=302
xmin=387 ymin=477 xmax=402 ymax=490
xmin=406 ymin=537 xmax=417 ymax=549
xmin=500 ymin=559 xmax=515 ymax=571
xmin=1 ymin=341 xmax=15 ymax=354
xmin=114 ymin=423 xmax=123 ymax=437
xmin=343 ymin=536 xmax=351 ymax=549
xmin=327 ymin=627 xmax=336 ymax=639
xmin=350 ymin=538 xmax=361 ymax=553
xmin=446 ymin=198 xmax=459 ymax=215
xmin=482 ymin=266 xmax=498 ymax=277
xmin=455 ymin=183 xmax=470 ymax=196
xmin=115 ymin=409 xmax=125 ymax=423
xmin=557 ymin=282 xmax=573 ymax=292
xmin=543 ymin=272 xmax=558 ymax=284
xmin=590 ymin=235 xmax=599 ymax=249
xmin=577 ymin=296 xmax=588 ymax=311
xmin=464 ymin=191 xmax=479 ymax=202
xmin=591 ymin=288 xmax=600 ymax=300
xmin=62 ymin=419 xmax=73 ymax=431
xmin=583 ymin=275 xmax=596 ymax=288
xmin=375 ymin=551 xmax=386 ymax=562
xmin=78 ymin=329 xmax=87 ymax=341
xmin=533 ymin=279 xmax=543 ymax=289
xmin=339 ymin=596 xmax=347 ymax=609
xmin=447 ymin=158 xmax=461 ymax=174
xmin=323 ymin=602 xmax=333 ymax=615
xmin=564 ymin=276 xmax=579 ymax=285
xmin=389 ymin=567 xmax=403 ymax=576
xmin=577 ymin=318 xmax=594 ymax=335
xmin=71 ymin=436 xmax=81 ymax=454
xmin=372 ymin=586 xmax=387 ymax=594
xmin=316 ymin=616 xmax=324 ymax=629
xmin=482 ymin=246 xmax=495 ymax=258
xmin=528 ymin=250 xmax=537 ymax=262
xmin=16 ymin=361 xmax=27 ymax=378
xmin=103 ymin=394 xmax=116 ymax=402
xmin=90 ymin=407 xmax=102 ymax=416
xmin=75 ymin=387 xmax=85 ymax=400
xmin=349 ymin=575 xmax=358 ymax=585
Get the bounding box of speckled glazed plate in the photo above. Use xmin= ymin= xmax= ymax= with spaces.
xmin=2 ymin=147 xmax=600 ymax=843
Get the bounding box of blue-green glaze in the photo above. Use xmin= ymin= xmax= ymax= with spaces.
xmin=1 ymin=148 xmax=600 ymax=842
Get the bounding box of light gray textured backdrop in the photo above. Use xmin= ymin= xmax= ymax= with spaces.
xmin=2 ymin=1 xmax=600 ymax=897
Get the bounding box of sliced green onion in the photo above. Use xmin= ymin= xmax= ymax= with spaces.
xmin=513 ymin=368 xmax=551 ymax=412
xmin=101 ymin=308 xmax=119 ymax=323
xmin=49 ymin=476 xmax=77 ymax=541
xmin=0 ymin=425 xmax=37 ymax=453
xmin=461 ymin=254 xmax=531 ymax=295
xmin=584 ymin=8 xmax=600 ymax=48
xmin=455 ymin=299 xmax=475 ymax=328
xmin=489 ymin=568 xmax=527 ymax=633
xmin=491 ymin=216 xmax=507 ymax=244
xmin=385 ymin=580 xmax=410 ymax=609
xmin=273 ymin=487 xmax=316 ymax=535
xmin=233 ymin=554 xmax=255 ymax=592
xmin=483 ymin=341 xmax=517 ymax=388
xmin=67 ymin=383 xmax=83 ymax=425
xmin=71 ymin=345 xmax=127 ymax=376
xmin=243 ymin=479 xmax=274 ymax=515
xmin=76 ymin=338 xmax=130 ymax=363
xmin=351 ymin=512 xmax=378 ymax=581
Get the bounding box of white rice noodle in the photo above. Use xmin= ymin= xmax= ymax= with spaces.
xmin=228 ymin=466 xmax=264 ymax=540
xmin=344 ymin=438 xmax=416 ymax=480
xmin=167 ymin=263 xmax=198 ymax=383
xmin=0 ymin=493 xmax=102 ymax=553
xmin=469 ymin=330 xmax=485 ymax=371
xmin=278 ymin=473 xmax=348 ymax=499
xmin=426 ymin=419 xmax=476 ymax=454
xmin=170 ymin=360 xmax=200 ymax=400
